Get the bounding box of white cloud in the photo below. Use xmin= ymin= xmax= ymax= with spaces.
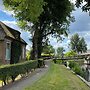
xmin=70 ymin=0 xmax=76 ymax=4
xmin=2 ymin=20 xmax=16 ymax=25
xmin=50 ymin=36 xmax=70 ymax=52
xmin=3 ymin=10 xmax=14 ymax=16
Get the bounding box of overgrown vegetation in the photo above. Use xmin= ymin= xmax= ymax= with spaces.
xmin=69 ymin=61 xmax=86 ymax=78
xmin=0 ymin=60 xmax=38 ymax=85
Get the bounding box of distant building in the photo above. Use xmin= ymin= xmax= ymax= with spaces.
xmin=79 ymin=50 xmax=90 ymax=69
xmin=0 ymin=21 xmax=27 ymax=64
xmin=79 ymin=50 xmax=90 ymax=56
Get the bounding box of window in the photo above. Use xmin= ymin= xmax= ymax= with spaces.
xmin=6 ymin=42 xmax=11 ymax=60
xmin=22 ymin=47 xmax=25 ymax=59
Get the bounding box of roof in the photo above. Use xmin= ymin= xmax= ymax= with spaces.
xmin=0 ymin=21 xmax=27 ymax=45
xmin=0 ymin=22 xmax=15 ymax=39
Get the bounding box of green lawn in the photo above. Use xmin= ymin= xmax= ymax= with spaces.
xmin=25 ymin=63 xmax=90 ymax=90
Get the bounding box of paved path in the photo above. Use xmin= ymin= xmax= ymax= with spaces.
xmin=1 ymin=60 xmax=51 ymax=90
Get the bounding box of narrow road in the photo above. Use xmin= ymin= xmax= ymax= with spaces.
xmin=1 ymin=60 xmax=51 ymax=90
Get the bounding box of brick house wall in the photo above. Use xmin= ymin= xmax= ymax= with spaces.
xmin=0 ymin=40 xmax=5 ymax=64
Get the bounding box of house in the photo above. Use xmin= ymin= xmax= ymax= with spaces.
xmin=0 ymin=21 xmax=27 ymax=64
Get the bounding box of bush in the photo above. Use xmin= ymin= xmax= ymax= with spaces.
xmin=73 ymin=64 xmax=81 ymax=75
xmin=69 ymin=61 xmax=86 ymax=78
xmin=56 ymin=60 xmax=62 ymax=64
xmin=0 ymin=60 xmax=38 ymax=85
xmin=69 ymin=61 xmax=77 ymax=69
xmin=38 ymin=59 xmax=45 ymax=68
xmin=53 ymin=59 xmax=57 ymax=63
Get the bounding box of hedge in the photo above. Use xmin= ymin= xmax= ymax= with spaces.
xmin=0 ymin=60 xmax=38 ymax=85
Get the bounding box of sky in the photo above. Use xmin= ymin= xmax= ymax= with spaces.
xmin=0 ymin=0 xmax=90 ymax=52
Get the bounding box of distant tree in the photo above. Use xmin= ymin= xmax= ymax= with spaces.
xmin=42 ymin=44 xmax=55 ymax=56
xmin=57 ymin=47 xmax=65 ymax=58
xmin=26 ymin=50 xmax=31 ymax=61
xmin=65 ymin=50 xmax=77 ymax=57
xmin=70 ymin=33 xmax=87 ymax=53
xmin=78 ymin=37 xmax=87 ymax=53
xmin=70 ymin=33 xmax=80 ymax=53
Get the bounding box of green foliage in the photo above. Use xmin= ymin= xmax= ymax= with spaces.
xmin=42 ymin=44 xmax=55 ymax=55
xmin=70 ymin=33 xmax=87 ymax=53
xmin=56 ymin=60 xmax=62 ymax=64
xmin=69 ymin=61 xmax=86 ymax=78
xmin=0 ymin=60 xmax=38 ymax=85
xmin=65 ymin=50 xmax=77 ymax=57
xmin=3 ymin=0 xmax=45 ymax=23
xmin=53 ymin=59 xmax=63 ymax=64
xmin=26 ymin=50 xmax=31 ymax=61
xmin=3 ymin=0 xmax=74 ymax=59
xmin=79 ymin=37 xmax=87 ymax=53
xmin=56 ymin=47 xmax=65 ymax=58
xmin=38 ymin=59 xmax=45 ymax=68
xmin=41 ymin=53 xmax=54 ymax=57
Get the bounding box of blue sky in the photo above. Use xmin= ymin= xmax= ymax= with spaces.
xmin=0 ymin=0 xmax=90 ymax=51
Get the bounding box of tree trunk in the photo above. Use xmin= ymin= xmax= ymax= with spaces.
xmin=30 ymin=30 xmax=38 ymax=60
xmin=30 ymin=22 xmax=46 ymax=60
xmin=37 ymin=32 xmax=43 ymax=58
xmin=30 ymin=28 xmax=43 ymax=60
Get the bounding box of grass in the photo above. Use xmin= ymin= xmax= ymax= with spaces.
xmin=25 ymin=63 xmax=90 ymax=90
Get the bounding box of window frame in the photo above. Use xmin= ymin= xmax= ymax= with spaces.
xmin=5 ymin=41 xmax=11 ymax=61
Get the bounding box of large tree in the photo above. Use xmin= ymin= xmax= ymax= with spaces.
xmin=3 ymin=0 xmax=74 ymax=60
xmin=70 ymin=33 xmax=87 ymax=53
xmin=78 ymin=37 xmax=87 ymax=53
xmin=30 ymin=0 xmax=74 ymax=59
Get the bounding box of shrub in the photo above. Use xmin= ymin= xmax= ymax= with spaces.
xmin=69 ymin=61 xmax=77 ymax=69
xmin=69 ymin=61 xmax=86 ymax=78
xmin=38 ymin=59 xmax=45 ymax=68
xmin=73 ymin=64 xmax=81 ymax=75
xmin=56 ymin=60 xmax=62 ymax=64
xmin=0 ymin=60 xmax=38 ymax=85
xmin=53 ymin=59 xmax=57 ymax=63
